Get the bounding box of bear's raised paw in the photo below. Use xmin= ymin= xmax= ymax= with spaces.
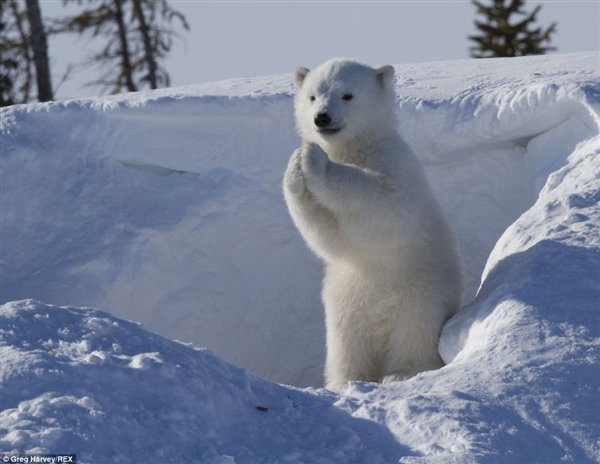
xmin=284 ymin=149 xmax=306 ymax=196
xmin=300 ymin=142 xmax=329 ymax=182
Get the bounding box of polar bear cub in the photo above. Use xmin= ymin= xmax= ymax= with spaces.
xmin=283 ymin=58 xmax=464 ymax=390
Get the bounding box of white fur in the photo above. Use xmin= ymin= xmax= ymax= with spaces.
xmin=283 ymin=58 xmax=464 ymax=390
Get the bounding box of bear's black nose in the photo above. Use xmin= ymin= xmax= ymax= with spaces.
xmin=314 ymin=113 xmax=331 ymax=128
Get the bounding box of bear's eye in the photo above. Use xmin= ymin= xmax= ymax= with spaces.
xmin=309 ymin=95 xmax=316 ymax=102
xmin=342 ymin=93 xmax=353 ymax=101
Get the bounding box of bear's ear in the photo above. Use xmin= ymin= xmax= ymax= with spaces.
xmin=293 ymin=67 xmax=310 ymax=89
xmin=374 ymin=65 xmax=395 ymax=88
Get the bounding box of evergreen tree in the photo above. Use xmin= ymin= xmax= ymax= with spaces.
xmin=25 ymin=0 xmax=54 ymax=101
xmin=54 ymin=0 xmax=138 ymax=93
xmin=1 ymin=1 xmax=38 ymax=106
xmin=130 ymin=0 xmax=189 ymax=89
xmin=469 ymin=0 xmax=557 ymax=58
xmin=1 ymin=1 xmax=30 ymax=106
xmin=55 ymin=0 xmax=188 ymax=95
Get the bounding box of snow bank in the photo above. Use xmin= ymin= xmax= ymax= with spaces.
xmin=1 ymin=89 xmax=325 ymax=387
xmin=1 ymin=52 xmax=600 ymax=462
xmin=0 ymin=299 xmax=407 ymax=463
xmin=3 ymin=53 xmax=598 ymax=389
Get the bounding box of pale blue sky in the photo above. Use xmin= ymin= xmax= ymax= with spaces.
xmin=39 ymin=0 xmax=600 ymax=100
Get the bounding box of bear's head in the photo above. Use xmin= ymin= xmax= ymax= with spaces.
xmin=293 ymin=58 xmax=396 ymax=146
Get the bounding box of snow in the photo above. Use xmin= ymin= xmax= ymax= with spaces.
xmin=1 ymin=52 xmax=599 ymax=462
xmin=0 ymin=299 xmax=404 ymax=463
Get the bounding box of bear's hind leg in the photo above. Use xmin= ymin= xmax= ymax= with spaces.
xmin=380 ymin=369 xmax=428 ymax=384
xmin=380 ymin=296 xmax=446 ymax=384
xmin=324 ymin=320 xmax=383 ymax=390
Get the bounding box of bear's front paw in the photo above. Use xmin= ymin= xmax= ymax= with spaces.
xmin=301 ymin=142 xmax=329 ymax=182
xmin=284 ymin=149 xmax=306 ymax=196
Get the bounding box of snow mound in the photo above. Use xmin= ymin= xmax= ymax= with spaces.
xmin=1 ymin=92 xmax=323 ymax=387
xmin=0 ymin=300 xmax=406 ymax=463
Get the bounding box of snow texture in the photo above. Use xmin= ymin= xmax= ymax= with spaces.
xmin=1 ymin=52 xmax=600 ymax=462
xmin=0 ymin=300 xmax=406 ymax=463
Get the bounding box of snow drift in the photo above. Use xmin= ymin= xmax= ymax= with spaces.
xmin=0 ymin=299 xmax=405 ymax=463
xmin=1 ymin=52 xmax=599 ymax=462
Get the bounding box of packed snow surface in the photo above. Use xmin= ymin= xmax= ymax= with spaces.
xmin=1 ymin=52 xmax=600 ymax=462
